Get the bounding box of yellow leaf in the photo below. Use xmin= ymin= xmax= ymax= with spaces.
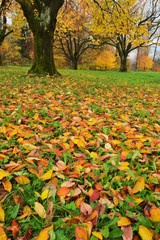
xmin=22 ymin=143 xmax=37 ymax=151
xmin=118 ymin=162 xmax=130 ymax=171
xmin=0 ymin=169 xmax=10 ymax=180
xmin=150 ymin=208 xmax=160 ymax=222
xmin=92 ymin=231 xmax=103 ymax=240
xmin=138 ymin=225 xmax=153 ymax=240
xmin=15 ymin=176 xmax=30 ymax=185
xmin=41 ymin=190 xmax=49 ymax=200
xmin=133 ymin=177 xmax=145 ymax=193
xmin=41 ymin=170 xmax=53 ymax=181
xmin=0 ymin=227 xmax=7 ymax=240
xmin=0 ymin=206 xmax=5 ymax=222
xmin=117 ymin=217 xmax=131 ymax=226
xmin=37 ymin=225 xmax=53 ymax=240
xmin=90 ymin=152 xmax=98 ymax=159
xmin=34 ymin=202 xmax=46 ymax=218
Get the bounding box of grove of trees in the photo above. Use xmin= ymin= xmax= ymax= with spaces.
xmin=0 ymin=0 xmax=160 ymax=74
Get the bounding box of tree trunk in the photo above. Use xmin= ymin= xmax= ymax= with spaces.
xmin=29 ymin=28 xmax=57 ymax=75
xmin=120 ymin=55 xmax=127 ymax=72
xmin=0 ymin=54 xmax=2 ymax=66
xmin=15 ymin=0 xmax=64 ymax=76
xmin=70 ymin=59 xmax=78 ymax=70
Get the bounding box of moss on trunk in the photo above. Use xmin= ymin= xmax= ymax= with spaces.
xmin=29 ymin=28 xmax=58 ymax=76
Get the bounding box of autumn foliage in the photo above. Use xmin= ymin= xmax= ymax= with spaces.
xmin=95 ymin=50 xmax=117 ymax=70
xmin=137 ymin=55 xmax=153 ymax=71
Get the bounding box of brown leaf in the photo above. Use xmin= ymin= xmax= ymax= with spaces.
xmin=121 ymin=225 xmax=133 ymax=240
xmin=8 ymin=219 xmax=20 ymax=238
xmin=80 ymin=202 xmax=92 ymax=216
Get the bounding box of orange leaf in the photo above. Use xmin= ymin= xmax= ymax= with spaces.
xmin=2 ymin=179 xmax=12 ymax=192
xmin=0 ymin=227 xmax=7 ymax=240
xmin=0 ymin=206 xmax=5 ymax=222
xmin=8 ymin=219 xmax=20 ymax=238
xmin=75 ymin=225 xmax=88 ymax=240
xmin=138 ymin=225 xmax=153 ymax=240
xmin=57 ymin=187 xmax=70 ymax=197
xmin=117 ymin=217 xmax=131 ymax=227
xmin=80 ymin=202 xmax=92 ymax=216
xmin=150 ymin=208 xmax=160 ymax=222
xmin=15 ymin=176 xmax=30 ymax=185
xmin=37 ymin=225 xmax=53 ymax=240
xmin=133 ymin=177 xmax=145 ymax=194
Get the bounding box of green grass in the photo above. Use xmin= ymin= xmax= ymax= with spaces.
xmin=60 ymin=69 xmax=160 ymax=86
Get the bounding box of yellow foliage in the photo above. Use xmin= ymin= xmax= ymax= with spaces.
xmin=137 ymin=55 xmax=153 ymax=71
xmin=95 ymin=50 xmax=117 ymax=70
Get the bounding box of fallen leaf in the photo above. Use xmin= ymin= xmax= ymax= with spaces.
xmin=0 ymin=227 xmax=7 ymax=240
xmin=75 ymin=225 xmax=88 ymax=240
xmin=7 ymin=219 xmax=20 ymax=238
xmin=57 ymin=187 xmax=70 ymax=198
xmin=133 ymin=177 xmax=145 ymax=194
xmin=41 ymin=189 xmax=50 ymax=200
xmin=150 ymin=208 xmax=160 ymax=222
xmin=15 ymin=176 xmax=30 ymax=185
xmin=0 ymin=170 xmax=10 ymax=180
xmin=121 ymin=225 xmax=133 ymax=240
xmin=34 ymin=202 xmax=46 ymax=218
xmin=89 ymin=190 xmax=100 ymax=203
xmin=138 ymin=225 xmax=153 ymax=240
xmin=1 ymin=179 xmax=12 ymax=192
xmin=37 ymin=225 xmax=53 ymax=240
xmin=117 ymin=217 xmax=131 ymax=227
xmin=80 ymin=202 xmax=92 ymax=216
xmin=92 ymin=231 xmax=103 ymax=240
xmin=0 ymin=206 xmax=5 ymax=222
xmin=41 ymin=170 xmax=53 ymax=181
xmin=22 ymin=143 xmax=38 ymax=151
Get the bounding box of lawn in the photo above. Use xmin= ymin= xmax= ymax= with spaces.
xmin=0 ymin=67 xmax=160 ymax=240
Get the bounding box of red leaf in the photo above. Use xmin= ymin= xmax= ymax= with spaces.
xmin=89 ymin=190 xmax=100 ymax=203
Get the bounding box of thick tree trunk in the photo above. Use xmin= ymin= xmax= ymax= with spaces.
xmin=29 ymin=28 xmax=57 ymax=75
xmin=0 ymin=54 xmax=2 ymax=66
xmin=15 ymin=0 xmax=64 ymax=76
xmin=70 ymin=59 xmax=78 ymax=70
xmin=120 ymin=55 xmax=127 ymax=72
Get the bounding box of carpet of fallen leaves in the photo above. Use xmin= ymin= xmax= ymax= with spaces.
xmin=0 ymin=68 xmax=160 ymax=240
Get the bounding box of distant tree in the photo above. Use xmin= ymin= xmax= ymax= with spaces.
xmin=95 ymin=49 xmax=117 ymax=70
xmin=55 ymin=0 xmax=95 ymax=70
xmin=137 ymin=54 xmax=153 ymax=71
xmin=87 ymin=0 xmax=160 ymax=72
xmin=15 ymin=0 xmax=64 ymax=75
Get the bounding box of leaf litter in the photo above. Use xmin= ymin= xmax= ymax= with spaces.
xmin=0 ymin=68 xmax=160 ymax=239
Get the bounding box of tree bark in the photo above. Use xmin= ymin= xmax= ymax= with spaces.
xmin=70 ymin=59 xmax=78 ymax=70
xmin=0 ymin=53 xmax=2 ymax=66
xmin=16 ymin=0 xmax=64 ymax=76
xmin=120 ymin=54 xmax=127 ymax=72
xmin=30 ymin=27 xmax=57 ymax=75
